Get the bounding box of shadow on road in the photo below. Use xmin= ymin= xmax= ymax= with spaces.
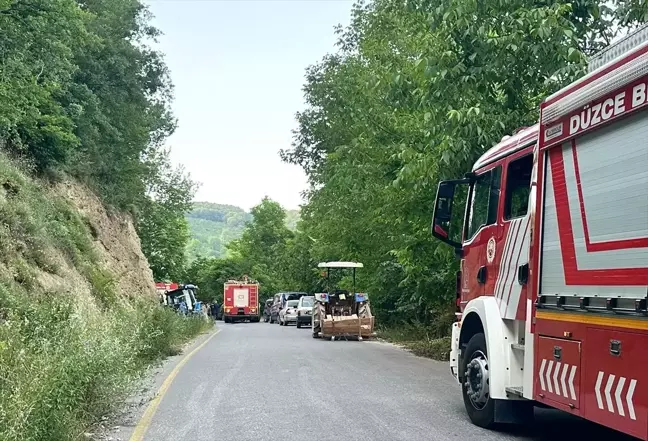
xmin=497 ymin=408 xmax=636 ymax=441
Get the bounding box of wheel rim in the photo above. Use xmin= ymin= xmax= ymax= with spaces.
xmin=464 ymin=349 xmax=490 ymax=410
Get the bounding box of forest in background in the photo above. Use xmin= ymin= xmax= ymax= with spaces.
xmin=185 ymin=202 xmax=299 ymax=261
xmin=187 ymin=0 xmax=648 ymax=345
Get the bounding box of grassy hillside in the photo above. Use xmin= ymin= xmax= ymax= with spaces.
xmin=186 ymin=203 xmax=252 ymax=259
xmin=0 ymin=154 xmax=210 ymax=441
xmin=186 ymin=203 xmax=300 ymax=260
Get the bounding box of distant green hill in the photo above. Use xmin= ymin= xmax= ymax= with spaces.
xmin=185 ymin=202 xmax=300 ymax=260
xmin=185 ymin=202 xmax=251 ymax=260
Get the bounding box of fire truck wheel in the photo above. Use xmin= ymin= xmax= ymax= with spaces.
xmin=462 ymin=332 xmax=495 ymax=428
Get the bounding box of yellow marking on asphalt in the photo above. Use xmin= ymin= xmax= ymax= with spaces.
xmin=129 ymin=328 xmax=221 ymax=441
xmin=536 ymin=311 xmax=648 ymax=330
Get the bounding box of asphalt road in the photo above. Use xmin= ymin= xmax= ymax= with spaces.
xmin=142 ymin=322 xmax=635 ymax=441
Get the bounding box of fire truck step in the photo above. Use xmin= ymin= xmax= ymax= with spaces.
xmin=511 ymin=343 xmax=525 ymax=352
xmin=505 ymin=386 xmax=524 ymax=397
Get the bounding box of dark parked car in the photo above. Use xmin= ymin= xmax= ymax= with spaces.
xmin=269 ymin=292 xmax=307 ymax=323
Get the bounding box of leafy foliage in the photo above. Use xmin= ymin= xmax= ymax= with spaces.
xmin=185 ymin=202 xmax=252 ymax=260
xmin=185 ymin=203 xmax=300 ymax=261
xmin=279 ymin=0 xmax=646 ymax=330
xmin=186 ymin=198 xmax=318 ymax=302
xmin=0 ymin=0 xmax=196 ymax=280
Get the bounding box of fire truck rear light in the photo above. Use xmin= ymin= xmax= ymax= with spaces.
xmin=542 ymin=44 xmax=648 ymax=124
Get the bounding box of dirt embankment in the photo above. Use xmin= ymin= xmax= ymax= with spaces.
xmin=52 ymin=180 xmax=157 ymax=299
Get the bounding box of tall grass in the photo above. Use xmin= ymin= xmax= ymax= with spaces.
xmin=377 ymin=307 xmax=455 ymax=361
xmin=0 ymin=289 xmax=211 ymax=441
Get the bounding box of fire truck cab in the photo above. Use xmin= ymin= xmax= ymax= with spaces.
xmin=432 ymin=27 xmax=648 ymax=439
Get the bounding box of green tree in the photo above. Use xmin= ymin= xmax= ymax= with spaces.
xmin=185 ymin=256 xmax=250 ymax=302
xmin=281 ymin=0 xmax=642 ymax=328
xmin=228 ymin=197 xmax=293 ymax=272
xmin=189 ymin=198 xmax=296 ymax=299
xmin=0 ymin=0 xmax=196 ymax=280
xmin=137 ymin=150 xmax=197 ymax=281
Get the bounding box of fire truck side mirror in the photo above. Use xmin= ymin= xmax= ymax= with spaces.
xmin=432 ymin=178 xmax=470 ymax=253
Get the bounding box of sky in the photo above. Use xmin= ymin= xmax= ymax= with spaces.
xmin=144 ymin=0 xmax=354 ymax=211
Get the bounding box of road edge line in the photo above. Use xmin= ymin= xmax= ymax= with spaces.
xmin=129 ymin=327 xmax=221 ymax=441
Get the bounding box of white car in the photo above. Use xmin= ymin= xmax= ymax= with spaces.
xmin=295 ymin=296 xmax=314 ymax=328
xmin=278 ymin=300 xmax=299 ymax=326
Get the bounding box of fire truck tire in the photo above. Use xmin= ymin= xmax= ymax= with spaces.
xmin=462 ymin=332 xmax=495 ymax=428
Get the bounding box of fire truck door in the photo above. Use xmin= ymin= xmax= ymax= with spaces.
xmin=494 ymin=153 xmax=534 ymax=319
xmin=462 ymin=165 xmax=502 ymax=304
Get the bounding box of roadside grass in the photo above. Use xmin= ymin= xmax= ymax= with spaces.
xmin=0 ymin=290 xmax=212 ymax=441
xmin=0 ymin=155 xmax=212 ymax=441
xmin=377 ymin=311 xmax=455 ymax=361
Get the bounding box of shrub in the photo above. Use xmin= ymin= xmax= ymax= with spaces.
xmin=403 ymin=337 xmax=452 ymax=361
xmin=0 ymin=289 xmax=211 ymax=441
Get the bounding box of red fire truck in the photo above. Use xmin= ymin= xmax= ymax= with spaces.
xmin=223 ymin=277 xmax=260 ymax=323
xmin=431 ymin=27 xmax=648 ymax=439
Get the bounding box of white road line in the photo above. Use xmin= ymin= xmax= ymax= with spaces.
xmin=569 ymin=366 xmax=577 ymax=400
xmin=627 ymin=379 xmax=637 ymax=421
xmin=553 ymin=362 xmax=562 ymax=396
xmin=560 ymin=363 xmax=569 ymax=398
xmin=615 ymin=377 xmax=626 ymax=417
xmin=605 ymin=374 xmax=616 ymax=413
xmin=595 ymin=371 xmax=604 ymax=409
xmin=539 ymin=359 xmax=547 ymax=391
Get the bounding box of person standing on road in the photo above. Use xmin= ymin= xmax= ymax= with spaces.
xmin=210 ymin=301 xmax=220 ymax=321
